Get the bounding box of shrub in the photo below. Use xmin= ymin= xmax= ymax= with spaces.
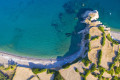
xmin=75 ymin=68 xmax=79 ymax=72
xmin=97 ymin=50 xmax=102 ymax=66
xmin=62 ymin=63 xmax=71 ymax=69
xmin=0 ymin=72 xmax=8 ymax=80
xmin=106 ymin=34 xmax=119 ymax=45
xmin=91 ymin=72 xmax=98 ymax=77
xmin=82 ymin=56 xmax=91 ymax=66
xmin=53 ymin=71 xmax=64 ymax=80
xmin=101 ymin=33 xmax=106 ymax=46
xmin=84 ymin=70 xmax=91 ymax=78
xmin=106 ymin=69 xmax=114 ymax=76
xmin=98 ymin=26 xmax=104 ymax=33
xmin=71 ymin=57 xmax=82 ymax=64
xmin=47 ymin=69 xmax=56 ymax=74
xmin=32 ymin=68 xmax=47 ymax=74
xmin=91 ymin=64 xmax=96 ymax=72
xmin=112 ymin=76 xmax=119 ymax=80
xmin=109 ymin=63 xmax=115 ymax=69
xmin=98 ymin=66 xmax=105 ymax=75
xmin=85 ymin=34 xmax=91 ymax=40
xmin=114 ymin=66 xmax=120 ymax=74
xmin=91 ymin=36 xmax=99 ymax=40
xmin=84 ymin=50 xmax=88 ymax=55
xmin=88 ymin=42 xmax=91 ymax=52
xmin=80 ymin=73 xmax=85 ymax=77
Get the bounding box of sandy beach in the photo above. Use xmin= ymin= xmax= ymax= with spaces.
xmin=0 ymin=34 xmax=85 ymax=68
xmin=0 ymin=10 xmax=120 ymax=69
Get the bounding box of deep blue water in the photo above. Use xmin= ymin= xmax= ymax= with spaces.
xmin=0 ymin=0 xmax=119 ymax=59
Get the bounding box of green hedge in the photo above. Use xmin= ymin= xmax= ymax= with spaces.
xmin=112 ymin=76 xmax=119 ymax=80
xmin=98 ymin=26 xmax=104 ymax=33
xmin=62 ymin=63 xmax=71 ymax=69
xmin=47 ymin=69 xmax=56 ymax=74
xmin=97 ymin=50 xmax=102 ymax=66
xmin=82 ymin=56 xmax=91 ymax=66
xmin=114 ymin=66 xmax=120 ymax=74
xmin=91 ymin=64 xmax=96 ymax=72
xmin=88 ymin=42 xmax=91 ymax=52
xmin=106 ymin=34 xmax=119 ymax=45
xmin=75 ymin=68 xmax=79 ymax=72
xmin=101 ymin=33 xmax=106 ymax=46
xmin=53 ymin=71 xmax=64 ymax=80
xmin=106 ymin=69 xmax=114 ymax=76
xmin=0 ymin=72 xmax=8 ymax=80
xmin=32 ymin=68 xmax=47 ymax=74
xmin=91 ymin=36 xmax=99 ymax=40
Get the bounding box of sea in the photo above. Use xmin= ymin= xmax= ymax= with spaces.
xmin=0 ymin=0 xmax=119 ymax=59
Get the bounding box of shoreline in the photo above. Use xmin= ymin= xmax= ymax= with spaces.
xmin=0 ymin=10 xmax=120 ymax=69
xmin=0 ymin=32 xmax=85 ymax=68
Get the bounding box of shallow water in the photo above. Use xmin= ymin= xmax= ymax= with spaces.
xmin=0 ymin=0 xmax=83 ymax=59
xmin=0 ymin=0 xmax=119 ymax=59
xmin=78 ymin=0 xmax=120 ymax=30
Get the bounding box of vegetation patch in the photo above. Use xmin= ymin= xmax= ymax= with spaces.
xmin=90 ymin=64 xmax=96 ymax=72
xmin=47 ymin=69 xmax=56 ymax=74
xmin=114 ymin=66 xmax=120 ymax=74
xmin=98 ymin=26 xmax=104 ymax=33
xmin=88 ymin=42 xmax=91 ymax=52
xmin=106 ymin=34 xmax=119 ymax=45
xmin=82 ymin=56 xmax=91 ymax=66
xmin=91 ymin=36 xmax=99 ymax=40
xmin=53 ymin=71 xmax=64 ymax=80
xmin=97 ymin=50 xmax=102 ymax=66
xmin=62 ymin=63 xmax=71 ymax=69
xmin=85 ymin=33 xmax=91 ymax=40
xmin=32 ymin=68 xmax=47 ymax=74
xmin=101 ymin=33 xmax=106 ymax=46
xmin=75 ymin=68 xmax=79 ymax=72
xmin=0 ymin=72 xmax=8 ymax=80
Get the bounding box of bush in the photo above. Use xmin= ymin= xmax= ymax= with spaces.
xmin=62 ymin=63 xmax=71 ymax=69
xmin=88 ymin=42 xmax=91 ymax=52
xmin=101 ymin=33 xmax=106 ymax=46
xmin=109 ymin=63 xmax=115 ymax=69
xmin=112 ymin=76 xmax=119 ymax=80
xmin=53 ymin=71 xmax=64 ymax=80
xmin=75 ymin=68 xmax=79 ymax=72
xmin=84 ymin=50 xmax=88 ymax=55
xmin=84 ymin=70 xmax=91 ymax=78
xmin=106 ymin=34 xmax=119 ymax=45
xmin=47 ymin=69 xmax=56 ymax=74
xmin=114 ymin=66 xmax=120 ymax=74
xmin=91 ymin=72 xmax=98 ymax=77
xmin=98 ymin=66 xmax=105 ymax=75
xmin=91 ymin=64 xmax=96 ymax=72
xmin=0 ymin=72 xmax=8 ymax=80
xmin=82 ymin=56 xmax=91 ymax=66
xmin=97 ymin=50 xmax=102 ymax=66
xmin=91 ymin=36 xmax=99 ymax=40
xmin=98 ymin=26 xmax=104 ymax=33
xmin=32 ymin=68 xmax=47 ymax=74
xmin=85 ymin=34 xmax=91 ymax=40
xmin=106 ymin=69 xmax=114 ymax=76
xmin=71 ymin=57 xmax=82 ymax=64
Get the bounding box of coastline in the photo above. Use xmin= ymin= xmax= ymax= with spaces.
xmin=0 ymin=10 xmax=120 ymax=69
xmin=0 ymin=33 xmax=85 ymax=68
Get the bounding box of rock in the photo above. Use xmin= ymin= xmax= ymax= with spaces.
xmin=82 ymin=10 xmax=99 ymax=21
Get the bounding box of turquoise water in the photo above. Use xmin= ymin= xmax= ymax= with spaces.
xmin=0 ymin=0 xmax=120 ymax=59
xmin=72 ymin=0 xmax=120 ymax=30
xmin=0 ymin=0 xmax=83 ymax=59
